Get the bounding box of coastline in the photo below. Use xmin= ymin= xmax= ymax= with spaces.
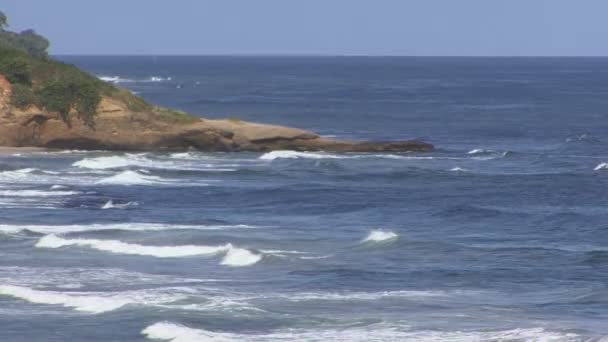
xmin=0 ymin=146 xmax=51 ymax=154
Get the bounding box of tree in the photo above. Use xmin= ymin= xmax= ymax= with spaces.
xmin=17 ymin=29 xmax=49 ymax=58
xmin=0 ymin=11 xmax=7 ymax=30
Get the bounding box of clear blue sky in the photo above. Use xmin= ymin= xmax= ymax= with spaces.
xmin=3 ymin=0 xmax=608 ymax=56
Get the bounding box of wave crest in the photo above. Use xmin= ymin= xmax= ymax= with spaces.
xmin=101 ymin=200 xmax=139 ymax=210
xmin=594 ymin=163 xmax=608 ymax=171
xmin=362 ymin=229 xmax=399 ymax=243
xmin=141 ymin=322 xmax=585 ymax=342
xmin=35 ymin=235 xmax=260 ymax=267
xmin=36 ymin=235 xmax=231 ymax=258
xmin=0 ymin=223 xmax=256 ymax=235
xmin=0 ymin=285 xmax=190 ymax=314
xmin=259 ymin=150 xmax=345 ymax=160
xmin=95 ymin=170 xmax=166 ymax=186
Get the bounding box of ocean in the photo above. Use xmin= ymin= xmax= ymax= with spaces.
xmin=1 ymin=56 xmax=608 ymax=341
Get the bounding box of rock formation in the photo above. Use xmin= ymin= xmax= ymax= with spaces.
xmin=0 ymin=74 xmax=433 ymax=152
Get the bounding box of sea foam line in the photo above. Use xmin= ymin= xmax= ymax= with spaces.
xmin=0 ymin=223 xmax=257 ymax=235
xmin=141 ymin=322 xmax=585 ymax=342
xmin=259 ymin=150 xmax=461 ymax=161
xmin=0 ymin=285 xmax=191 ymax=314
xmin=35 ymin=235 xmax=262 ymax=266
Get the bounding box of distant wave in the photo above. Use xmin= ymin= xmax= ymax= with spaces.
xmin=35 ymin=235 xmax=261 ymax=266
xmin=259 ymin=150 xmax=452 ymax=161
xmin=361 ymin=229 xmax=399 ymax=243
xmin=467 ymin=148 xmax=511 ymax=160
xmin=101 ymin=199 xmax=140 ymax=210
xmin=594 ymin=162 xmax=608 ymax=171
xmin=566 ymin=133 xmax=600 ymax=144
xmin=73 ymin=154 xmax=153 ymax=169
xmin=97 ymin=75 xmax=172 ymax=84
xmin=73 ymin=154 xmax=236 ymax=173
xmin=259 ymin=150 xmax=347 ymax=160
xmin=0 ymin=168 xmax=60 ymax=181
xmin=0 ymin=223 xmax=256 ymax=235
xmin=449 ymin=167 xmax=468 ymax=172
xmin=285 ymin=289 xmax=451 ymax=302
xmin=0 ymin=285 xmax=190 ymax=314
xmin=0 ymin=189 xmax=80 ymax=197
xmin=142 ymin=322 xmax=584 ymax=342
xmin=95 ymin=170 xmax=170 ymax=186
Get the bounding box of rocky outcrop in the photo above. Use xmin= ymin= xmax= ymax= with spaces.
xmin=0 ymin=76 xmax=433 ymax=153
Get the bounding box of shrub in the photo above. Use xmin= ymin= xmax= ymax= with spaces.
xmin=36 ymin=75 xmax=101 ymax=127
xmin=0 ymin=49 xmax=32 ymax=85
xmin=10 ymin=83 xmax=36 ymax=109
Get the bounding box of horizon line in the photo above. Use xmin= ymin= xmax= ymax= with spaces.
xmin=52 ymin=53 xmax=608 ymax=58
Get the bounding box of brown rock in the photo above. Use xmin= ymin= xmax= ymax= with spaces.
xmin=0 ymin=76 xmax=433 ymax=153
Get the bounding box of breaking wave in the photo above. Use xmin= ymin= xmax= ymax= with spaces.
xmin=467 ymin=148 xmax=511 ymax=160
xmin=594 ymin=162 xmax=608 ymax=171
xmin=97 ymin=75 xmax=172 ymax=84
xmin=0 ymin=223 xmax=256 ymax=235
xmin=259 ymin=150 xmax=346 ymax=160
xmin=362 ymin=229 xmax=399 ymax=243
xmin=259 ymin=150 xmax=463 ymax=161
xmin=220 ymin=247 xmax=262 ymax=267
xmin=141 ymin=322 xmax=587 ymax=342
xmin=0 ymin=285 xmax=189 ymax=314
xmin=73 ymin=154 xmax=235 ymax=173
xmin=35 ymin=235 xmax=261 ymax=266
xmin=0 ymin=189 xmax=80 ymax=197
xmin=95 ymin=170 xmax=168 ymax=186
xmin=73 ymin=154 xmax=154 ymax=169
xmin=101 ymin=200 xmax=139 ymax=210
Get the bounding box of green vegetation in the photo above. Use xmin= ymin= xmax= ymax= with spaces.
xmin=0 ymin=10 xmax=199 ymax=127
xmin=154 ymin=107 xmax=199 ymax=124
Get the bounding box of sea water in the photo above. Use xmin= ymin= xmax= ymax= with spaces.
xmin=1 ymin=56 xmax=608 ymax=341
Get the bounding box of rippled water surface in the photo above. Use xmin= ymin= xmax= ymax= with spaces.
xmin=2 ymin=57 xmax=608 ymax=341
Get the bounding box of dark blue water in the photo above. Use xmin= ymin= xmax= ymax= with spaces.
xmin=1 ymin=56 xmax=608 ymax=341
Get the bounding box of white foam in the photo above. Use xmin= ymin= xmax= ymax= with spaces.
xmin=50 ymin=185 xmax=68 ymax=190
xmin=450 ymin=167 xmax=468 ymax=172
xmin=594 ymin=163 xmax=608 ymax=171
xmin=220 ymin=248 xmax=262 ymax=267
xmin=285 ymin=290 xmax=450 ymax=302
xmin=468 ymin=148 xmax=492 ymax=155
xmin=0 ymin=189 xmax=80 ymax=197
xmin=97 ymin=75 xmax=135 ymax=84
xmin=0 ymin=223 xmax=256 ymax=235
xmin=95 ymin=170 xmax=167 ymax=185
xmin=142 ymin=322 xmax=584 ymax=342
xmin=259 ymin=151 xmax=459 ymax=161
xmin=259 ymin=150 xmax=345 ymax=160
xmin=73 ymin=154 xmax=149 ymax=169
xmin=36 ymin=235 xmax=232 ymax=258
xmin=0 ymin=285 xmax=189 ymax=314
xmin=362 ymin=229 xmax=399 ymax=243
xmin=73 ymin=154 xmax=233 ymax=173
xmin=467 ymin=148 xmax=510 ymax=160
xmin=147 ymin=76 xmax=172 ymax=82
xmin=0 ymin=285 xmax=128 ymax=313
xmin=101 ymin=199 xmax=139 ymax=209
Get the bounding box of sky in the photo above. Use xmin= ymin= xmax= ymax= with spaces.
xmin=2 ymin=0 xmax=608 ymax=56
